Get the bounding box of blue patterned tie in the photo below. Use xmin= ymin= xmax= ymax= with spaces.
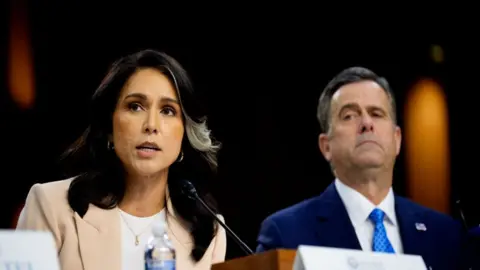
xmin=368 ymin=208 xmax=395 ymax=253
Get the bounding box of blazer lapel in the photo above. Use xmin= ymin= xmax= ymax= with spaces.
xmin=395 ymin=196 xmax=428 ymax=256
xmin=315 ymin=183 xmax=362 ymax=250
xmin=164 ymin=197 xmax=193 ymax=252
xmin=74 ymin=205 xmax=121 ymax=270
xmin=163 ymin=197 xmax=197 ymax=268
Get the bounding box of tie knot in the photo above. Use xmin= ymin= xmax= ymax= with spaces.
xmin=369 ymin=208 xmax=385 ymax=224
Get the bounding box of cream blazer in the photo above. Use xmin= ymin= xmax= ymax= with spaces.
xmin=16 ymin=178 xmax=227 ymax=270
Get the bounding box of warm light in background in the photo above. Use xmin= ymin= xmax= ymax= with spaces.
xmin=8 ymin=0 xmax=35 ymax=109
xmin=430 ymin=44 xmax=444 ymax=64
xmin=404 ymin=79 xmax=450 ymax=214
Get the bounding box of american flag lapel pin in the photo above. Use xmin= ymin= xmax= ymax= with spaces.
xmin=415 ymin=222 xmax=427 ymax=231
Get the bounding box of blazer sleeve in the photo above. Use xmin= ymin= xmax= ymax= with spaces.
xmin=16 ymin=183 xmax=62 ymax=251
xmin=256 ymin=217 xmax=282 ymax=253
xmin=211 ymin=214 xmax=227 ymax=264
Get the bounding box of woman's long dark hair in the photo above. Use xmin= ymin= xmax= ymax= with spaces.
xmin=61 ymin=49 xmax=221 ymax=262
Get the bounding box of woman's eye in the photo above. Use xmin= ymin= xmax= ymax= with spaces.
xmin=161 ymin=106 xmax=176 ymax=116
xmin=128 ymin=102 xmax=142 ymax=112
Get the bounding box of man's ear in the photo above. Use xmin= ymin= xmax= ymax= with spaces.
xmin=318 ymin=133 xmax=332 ymax=162
xmin=394 ymin=125 xmax=402 ymax=156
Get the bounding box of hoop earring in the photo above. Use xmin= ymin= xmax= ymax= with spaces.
xmin=107 ymin=141 xmax=114 ymax=150
xmin=177 ymin=151 xmax=184 ymax=162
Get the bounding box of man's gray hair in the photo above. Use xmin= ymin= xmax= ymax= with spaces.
xmin=317 ymin=66 xmax=397 ymax=134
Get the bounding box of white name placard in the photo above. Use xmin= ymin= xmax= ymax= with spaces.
xmin=0 ymin=230 xmax=60 ymax=270
xmin=293 ymin=245 xmax=427 ymax=270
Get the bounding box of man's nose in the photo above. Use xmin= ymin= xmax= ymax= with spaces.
xmin=359 ymin=115 xmax=374 ymax=133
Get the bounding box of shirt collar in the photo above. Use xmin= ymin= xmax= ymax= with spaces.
xmin=334 ymin=178 xmax=397 ymax=227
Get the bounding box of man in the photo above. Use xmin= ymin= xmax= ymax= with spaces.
xmin=256 ymin=67 xmax=471 ymax=269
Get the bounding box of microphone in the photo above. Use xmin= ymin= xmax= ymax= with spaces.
xmin=180 ymin=180 xmax=254 ymax=256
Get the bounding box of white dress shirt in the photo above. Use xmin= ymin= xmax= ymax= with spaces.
xmin=334 ymin=178 xmax=403 ymax=253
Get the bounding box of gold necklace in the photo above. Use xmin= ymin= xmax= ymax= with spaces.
xmin=118 ymin=210 xmax=158 ymax=246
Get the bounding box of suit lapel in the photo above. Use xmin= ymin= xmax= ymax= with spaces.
xmin=313 ymin=184 xmax=431 ymax=256
xmin=314 ymin=183 xmax=362 ymax=250
xmin=395 ymin=196 xmax=428 ymax=256
xmin=74 ymin=204 xmax=121 ymax=270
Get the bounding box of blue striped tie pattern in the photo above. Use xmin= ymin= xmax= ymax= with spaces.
xmin=368 ymin=208 xmax=395 ymax=253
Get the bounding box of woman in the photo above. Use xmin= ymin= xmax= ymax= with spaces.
xmin=16 ymin=49 xmax=226 ymax=270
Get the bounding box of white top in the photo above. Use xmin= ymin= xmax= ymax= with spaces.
xmin=119 ymin=208 xmax=166 ymax=270
xmin=334 ymin=178 xmax=404 ymax=253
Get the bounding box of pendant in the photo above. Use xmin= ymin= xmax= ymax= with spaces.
xmin=135 ymin=236 xmax=139 ymax=246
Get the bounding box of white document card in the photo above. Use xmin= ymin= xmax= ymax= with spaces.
xmin=0 ymin=230 xmax=60 ymax=270
xmin=293 ymin=245 xmax=427 ymax=270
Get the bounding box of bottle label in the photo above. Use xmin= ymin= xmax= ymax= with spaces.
xmin=145 ymin=259 xmax=175 ymax=270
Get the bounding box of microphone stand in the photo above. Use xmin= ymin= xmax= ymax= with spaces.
xmin=195 ymin=193 xmax=254 ymax=256
xmin=455 ymin=200 xmax=469 ymax=231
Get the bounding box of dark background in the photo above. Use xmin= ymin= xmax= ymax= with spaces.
xmin=1 ymin=2 xmax=478 ymax=260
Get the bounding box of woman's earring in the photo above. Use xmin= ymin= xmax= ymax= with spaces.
xmin=107 ymin=141 xmax=114 ymax=150
xmin=177 ymin=151 xmax=184 ymax=162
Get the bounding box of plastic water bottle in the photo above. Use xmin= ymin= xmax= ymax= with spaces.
xmin=144 ymin=220 xmax=176 ymax=270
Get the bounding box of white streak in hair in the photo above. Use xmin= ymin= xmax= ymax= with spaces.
xmin=185 ymin=114 xmax=221 ymax=167
xmin=161 ymin=65 xmax=221 ymax=169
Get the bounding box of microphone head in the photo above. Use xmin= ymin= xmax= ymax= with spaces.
xmin=180 ymin=179 xmax=198 ymax=199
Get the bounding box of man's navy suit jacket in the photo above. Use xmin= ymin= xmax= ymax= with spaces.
xmin=256 ymin=183 xmax=471 ymax=270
